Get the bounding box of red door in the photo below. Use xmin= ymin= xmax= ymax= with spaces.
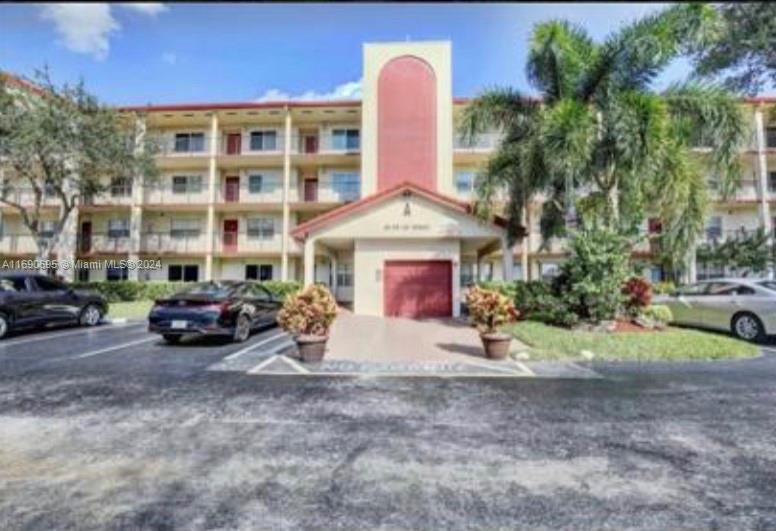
xmin=223 ymin=219 xmax=238 ymax=254
xmin=384 ymin=260 xmax=452 ymax=318
xmin=224 ymin=177 xmax=240 ymax=202
xmin=304 ymin=136 xmax=318 ymax=154
xmin=80 ymin=221 xmax=92 ymax=253
xmin=304 ymin=179 xmax=318 ymax=202
xmin=226 ymin=133 xmax=242 ymax=155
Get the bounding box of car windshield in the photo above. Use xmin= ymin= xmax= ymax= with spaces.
xmin=757 ymin=281 xmax=776 ymax=293
xmin=175 ymin=281 xmax=235 ymax=297
xmin=0 ymin=276 xmax=27 ymax=292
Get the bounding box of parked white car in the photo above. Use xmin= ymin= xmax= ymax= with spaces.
xmin=654 ymin=278 xmax=776 ymax=342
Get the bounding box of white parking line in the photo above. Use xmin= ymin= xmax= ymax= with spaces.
xmin=246 ymin=355 xmax=280 ymax=374
xmin=0 ymin=322 xmax=143 ymax=349
xmin=69 ymin=336 xmax=158 ymax=360
xmin=223 ymin=330 xmax=288 ymax=360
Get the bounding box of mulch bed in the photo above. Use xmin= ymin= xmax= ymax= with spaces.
xmin=614 ymin=320 xmax=655 ymax=333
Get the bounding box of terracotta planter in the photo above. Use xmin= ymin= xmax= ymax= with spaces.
xmin=296 ymin=334 xmax=328 ymax=362
xmin=480 ymin=332 xmax=512 ymax=360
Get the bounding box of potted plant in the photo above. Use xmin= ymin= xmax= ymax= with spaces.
xmin=276 ymin=284 xmax=338 ymax=362
xmin=465 ymin=285 xmax=519 ymax=359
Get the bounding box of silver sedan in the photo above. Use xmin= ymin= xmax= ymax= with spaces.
xmin=654 ymin=278 xmax=776 ymax=342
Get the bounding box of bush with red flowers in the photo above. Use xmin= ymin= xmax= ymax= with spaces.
xmin=622 ymin=276 xmax=652 ymax=316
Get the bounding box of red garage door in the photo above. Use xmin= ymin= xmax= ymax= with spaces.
xmin=384 ymin=260 xmax=452 ymax=318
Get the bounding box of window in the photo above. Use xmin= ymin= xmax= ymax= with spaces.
xmin=331 ymin=128 xmax=360 ymax=151
xmin=331 ymin=172 xmax=360 ymax=201
xmin=455 ymin=171 xmax=476 ymax=194
xmin=769 ymin=172 xmax=776 ymax=192
xmin=758 ymin=281 xmax=776 ymax=292
xmin=77 ymin=269 xmax=90 ymax=282
xmin=39 ymin=220 xmax=56 ymax=238
xmin=168 ymin=264 xmax=199 ymax=282
xmin=246 ymin=218 xmax=274 ymax=239
xmin=249 ymin=130 xmax=277 ymax=151
xmin=43 ymin=180 xmax=56 ymax=197
xmin=110 ymin=176 xmax=132 ymax=197
xmin=247 ymin=174 xmax=278 ymax=194
xmin=33 ymin=276 xmax=65 ymax=292
xmin=766 ymin=127 xmax=776 ymax=149
xmin=107 ymin=219 xmax=130 ymax=239
xmin=246 ymin=264 xmax=273 ymax=281
xmin=244 ymin=283 xmax=272 ymax=301
xmin=540 ymin=262 xmax=560 ymax=280
xmin=106 ymin=266 xmax=128 ymax=282
xmin=174 ymin=132 xmax=205 ymax=153
xmin=172 ymin=175 xmax=203 ymax=194
xmin=336 ymin=262 xmax=353 ymax=287
xmin=512 ymin=263 xmax=524 ymax=282
xmin=705 ymin=216 xmax=722 ymax=240
xmin=0 ymin=276 xmax=28 ymax=292
xmin=170 ymin=219 xmax=200 ymax=239
xmin=460 ymin=263 xmax=475 ymax=286
xmin=481 ymin=262 xmax=494 ymax=282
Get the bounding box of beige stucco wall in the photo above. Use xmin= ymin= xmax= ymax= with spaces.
xmin=353 ymin=238 xmax=461 ymax=317
xmin=361 ymin=41 xmax=454 ymax=196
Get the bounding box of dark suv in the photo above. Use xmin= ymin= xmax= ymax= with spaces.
xmin=0 ymin=273 xmax=108 ymax=339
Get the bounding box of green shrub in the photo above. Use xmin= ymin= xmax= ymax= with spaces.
xmin=72 ymin=280 xmax=302 ymax=303
xmin=653 ymin=281 xmax=676 ymax=295
xmin=644 ymin=304 xmax=673 ymax=325
xmin=555 ymin=227 xmax=631 ymax=323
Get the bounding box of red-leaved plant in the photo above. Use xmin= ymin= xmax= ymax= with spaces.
xmin=622 ymin=277 xmax=652 ymax=315
xmin=465 ymin=285 xmax=519 ymax=334
xmin=277 ymin=284 xmax=338 ymax=337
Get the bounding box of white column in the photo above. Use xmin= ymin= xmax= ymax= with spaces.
xmin=501 ymin=236 xmax=514 ymax=282
xmin=521 ymin=208 xmax=530 ymax=281
xmin=57 ymin=203 xmax=78 ymax=281
xmin=330 ymin=253 xmax=338 ymax=294
xmin=686 ymin=245 xmax=698 ymax=284
xmin=303 ymin=238 xmax=315 ymax=286
xmin=128 ymin=114 xmax=145 ymax=281
xmin=754 ymin=107 xmax=773 ymax=239
xmin=205 ymin=112 xmax=219 ymax=281
xmin=281 ymin=108 xmax=292 ymax=281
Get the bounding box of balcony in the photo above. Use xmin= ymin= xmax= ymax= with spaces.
xmin=454 ymin=133 xmax=501 ymax=152
xmin=709 ymin=179 xmax=760 ymax=203
xmin=81 ymin=185 xmax=134 ymax=208
xmin=140 ymin=232 xmax=209 ymax=255
xmin=0 ymin=234 xmax=43 ymax=255
xmin=701 ymin=227 xmax=762 ymax=244
xmin=215 ymin=231 xmax=301 ymax=256
xmin=216 ymin=179 xmax=289 ymax=206
xmin=292 ymin=133 xmax=360 ymax=155
xmin=0 ymin=188 xmax=60 ymax=209
xmin=156 ymin=134 xmax=212 ymax=157
xmin=143 ymin=181 xmax=210 ymax=206
xmin=77 ymin=232 xmax=132 ymax=255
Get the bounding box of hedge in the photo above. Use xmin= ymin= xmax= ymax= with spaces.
xmin=71 ymin=280 xmax=302 ymax=303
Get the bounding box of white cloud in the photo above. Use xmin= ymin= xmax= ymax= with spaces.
xmin=256 ymin=80 xmax=362 ymax=102
xmin=39 ymin=3 xmax=167 ymax=60
xmin=40 ymin=4 xmax=118 ymax=61
xmin=161 ymin=51 xmax=177 ymax=65
xmin=119 ymin=3 xmax=168 ymax=16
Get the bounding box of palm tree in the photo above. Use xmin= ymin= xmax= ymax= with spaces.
xmin=459 ymin=4 xmax=747 ymax=276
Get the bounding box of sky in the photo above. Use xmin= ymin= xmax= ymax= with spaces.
xmin=0 ymin=2 xmax=707 ymax=106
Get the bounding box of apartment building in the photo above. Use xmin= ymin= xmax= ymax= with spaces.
xmin=1 ymin=41 xmax=775 ymax=317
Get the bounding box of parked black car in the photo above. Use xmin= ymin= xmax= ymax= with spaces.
xmin=148 ymin=280 xmax=282 ymax=344
xmin=0 ymin=273 xmax=108 ymax=339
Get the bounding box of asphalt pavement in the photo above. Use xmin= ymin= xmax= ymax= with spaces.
xmin=1 ymin=321 xmax=776 ymax=530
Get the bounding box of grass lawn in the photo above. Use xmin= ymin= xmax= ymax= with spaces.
xmin=506 ymin=320 xmax=759 ymax=361
xmin=107 ymin=300 xmax=154 ymax=321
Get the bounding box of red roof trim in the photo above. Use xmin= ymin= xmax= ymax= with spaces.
xmin=118 ymin=100 xmax=362 ymax=113
xmin=291 ymin=181 xmax=506 ymax=240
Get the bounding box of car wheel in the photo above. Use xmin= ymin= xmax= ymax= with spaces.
xmin=0 ymin=313 xmax=9 ymax=339
xmin=79 ymin=304 xmax=102 ymax=327
xmin=233 ymin=314 xmax=251 ymax=343
xmin=732 ymin=312 xmax=765 ymax=342
xmin=163 ymin=334 xmax=181 ymax=345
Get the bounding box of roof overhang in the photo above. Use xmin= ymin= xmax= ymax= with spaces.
xmin=291 ymin=181 xmax=507 ymax=241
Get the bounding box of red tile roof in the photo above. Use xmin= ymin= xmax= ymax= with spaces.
xmin=291 ymin=181 xmax=506 ymax=240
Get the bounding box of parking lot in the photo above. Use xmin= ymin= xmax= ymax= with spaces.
xmin=2 ymin=322 xmax=776 ymax=529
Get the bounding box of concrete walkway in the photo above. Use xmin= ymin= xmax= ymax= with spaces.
xmin=327 ymin=309 xmax=527 ymax=363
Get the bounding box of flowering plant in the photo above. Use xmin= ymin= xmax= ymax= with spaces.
xmin=277 ymin=284 xmax=338 ymax=336
xmin=465 ymin=285 xmax=519 ymax=334
xmin=622 ymin=276 xmax=653 ymax=316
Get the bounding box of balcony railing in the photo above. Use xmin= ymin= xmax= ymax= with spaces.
xmin=219 ymin=134 xmax=286 ymax=156
xmin=143 ymin=182 xmax=211 ymax=204
xmin=156 ymin=135 xmax=213 ymax=157
xmin=454 ymin=133 xmax=501 ymax=152
xmin=292 ymin=134 xmax=361 ymax=154
xmin=77 ymin=233 xmax=132 ymax=254
xmin=0 ymin=188 xmax=60 ymax=207
xmin=216 ymin=181 xmax=288 ymax=203
xmin=140 ymin=232 xmax=209 ymax=254
xmin=0 ymin=234 xmax=47 ymax=254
